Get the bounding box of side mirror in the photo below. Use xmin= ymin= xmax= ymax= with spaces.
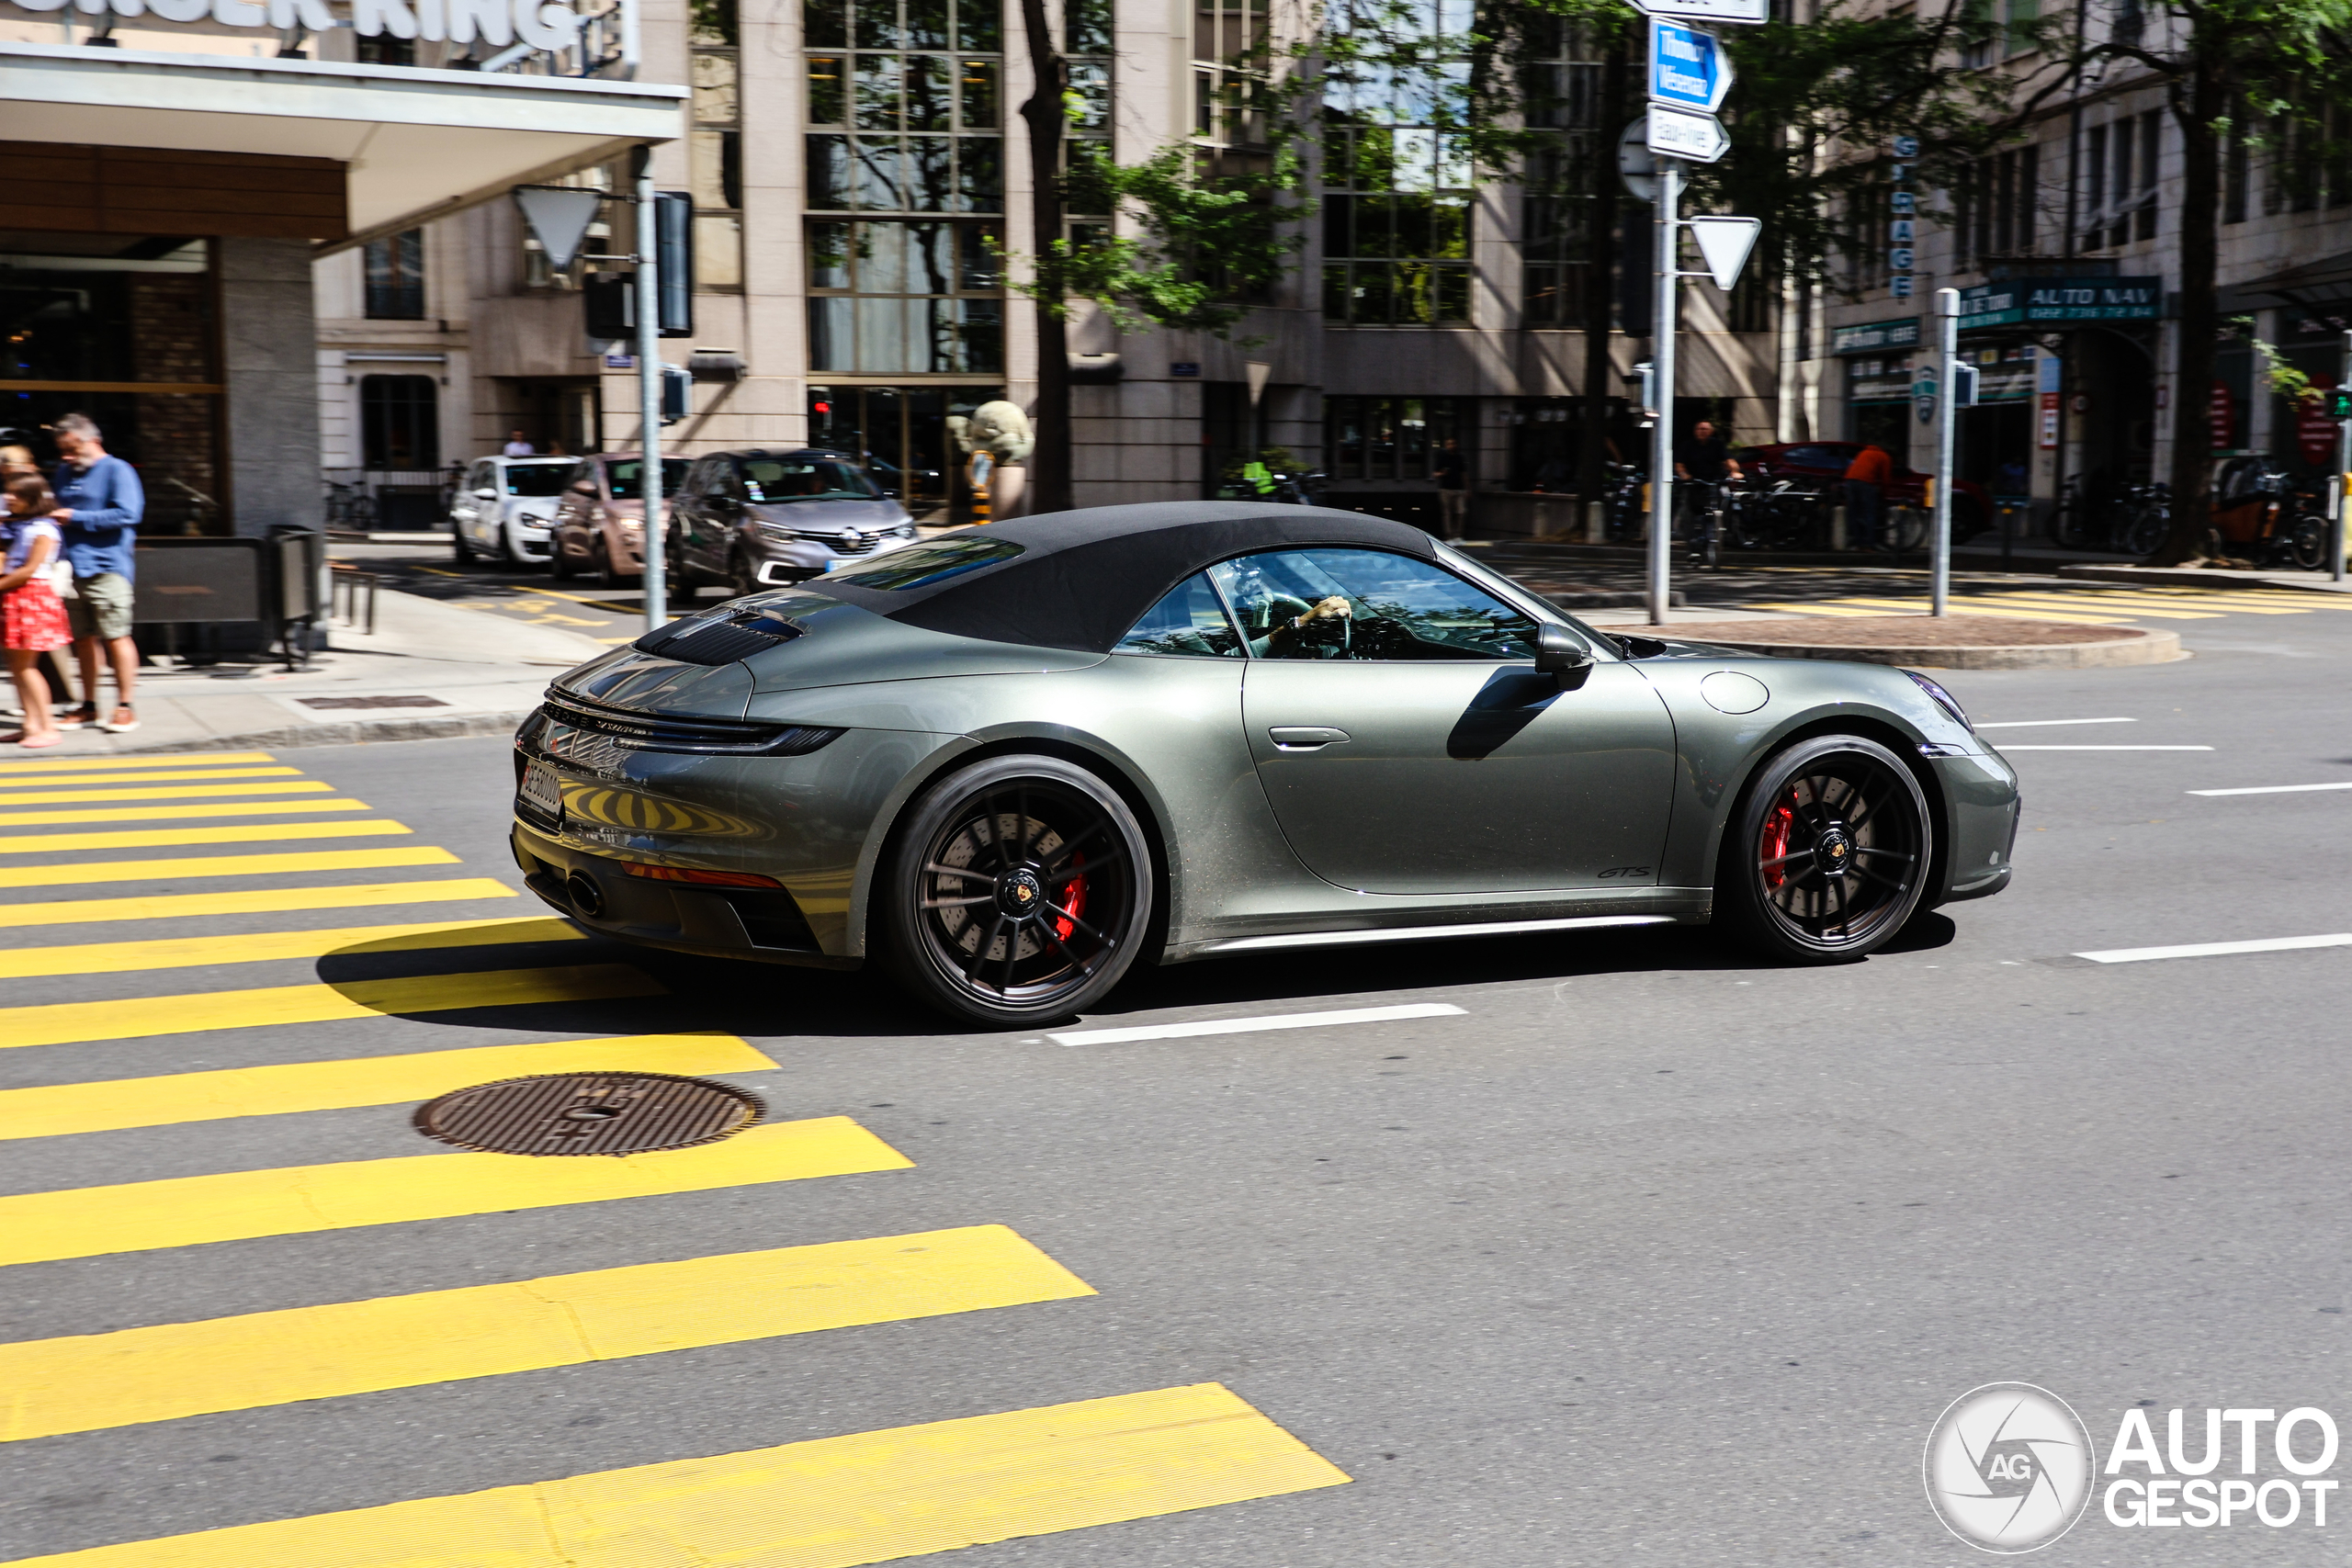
xmin=473 ymin=487 xmax=497 ymax=499
xmin=1533 ymin=623 xmax=1594 ymax=678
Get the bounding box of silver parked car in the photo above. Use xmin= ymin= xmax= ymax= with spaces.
xmin=669 ymin=448 xmax=916 ymax=597
xmin=512 ymin=503 xmax=2019 ymax=1026
xmin=450 ymin=456 xmax=580 ymax=567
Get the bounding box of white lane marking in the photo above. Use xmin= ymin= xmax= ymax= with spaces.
xmin=1975 ymin=717 xmax=2136 ymax=728
xmin=2188 ymin=782 xmax=2352 ymax=796
xmin=2076 ymin=933 xmax=2352 ymax=964
xmin=1046 ymin=1001 xmax=1465 ymax=1046
xmin=1996 ymin=745 xmax=2214 ymax=751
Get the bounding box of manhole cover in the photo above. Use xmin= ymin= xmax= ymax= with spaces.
xmin=415 ymin=1073 xmax=763 ymax=1156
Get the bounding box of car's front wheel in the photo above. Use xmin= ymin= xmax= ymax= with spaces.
xmin=877 ymin=755 xmax=1153 ymax=1026
xmin=1717 ymin=734 xmax=1931 ymax=963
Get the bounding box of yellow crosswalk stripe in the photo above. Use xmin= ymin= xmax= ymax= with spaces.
xmin=0 ymin=1032 xmax=771 ymax=1141
xmin=0 ymin=1225 xmax=1092 ymax=1443
xmin=3 ymin=1383 xmax=1349 ymax=1568
xmin=0 ymin=798 xmax=368 ymax=829
xmin=1825 ymin=596 xmax=2140 ymax=626
xmin=0 ymin=749 xmax=277 ymax=775
xmin=0 ymin=1118 xmax=911 ymax=1266
xmin=0 ymin=780 xmax=336 ymax=805
xmin=0 ymin=916 xmax=582 ymax=979
xmin=1740 ymin=601 xmax=1910 ymax=618
xmin=2051 ymin=592 xmax=2311 ymax=615
xmin=0 ymin=766 xmax=304 ymax=789
xmin=1972 ymin=593 xmax=2224 ymax=620
xmin=0 ymin=818 xmax=411 ymax=856
xmin=0 ymin=874 xmax=515 ymax=928
xmin=0 ymin=845 xmax=458 ymax=888
xmin=0 ymin=964 xmax=663 ymax=1050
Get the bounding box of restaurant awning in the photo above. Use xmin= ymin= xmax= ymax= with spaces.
xmin=0 ymin=40 xmax=684 ymax=253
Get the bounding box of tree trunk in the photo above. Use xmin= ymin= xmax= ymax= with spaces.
xmin=1577 ymin=38 xmax=1630 ymax=511
xmin=1019 ymin=0 xmax=1072 ymax=515
xmin=2152 ymin=67 xmax=2225 ymax=563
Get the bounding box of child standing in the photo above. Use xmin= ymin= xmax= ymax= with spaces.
xmin=2 ymin=475 xmax=71 ymax=749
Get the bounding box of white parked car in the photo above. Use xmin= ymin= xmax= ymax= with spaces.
xmin=450 ymin=456 xmax=581 ymax=568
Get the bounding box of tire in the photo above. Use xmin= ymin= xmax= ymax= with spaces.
xmin=549 ymin=536 xmax=576 ymax=581
xmin=728 ymin=548 xmax=763 ymax=600
xmin=1716 ymin=734 xmax=1933 ymax=964
xmin=2121 ymin=503 xmax=2169 ymax=557
xmin=493 ymin=521 xmax=518 ymax=568
xmin=452 ymin=525 xmax=475 ymax=565
xmin=1886 ymin=505 xmax=1928 ymax=554
xmin=2288 ymin=515 xmax=2328 ymax=571
xmin=593 ymin=537 xmax=639 ymax=590
xmin=876 ymin=755 xmax=1154 ymax=1027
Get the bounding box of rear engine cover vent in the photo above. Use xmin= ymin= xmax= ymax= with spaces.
xmin=635 ymin=608 xmax=804 ymax=666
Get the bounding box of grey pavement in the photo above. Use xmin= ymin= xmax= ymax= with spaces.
xmin=4 ymin=572 xmax=2351 ymax=1566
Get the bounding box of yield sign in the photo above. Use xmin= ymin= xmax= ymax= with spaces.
xmin=512 ymin=186 xmax=605 ymax=271
xmin=1687 ymin=215 xmax=1762 ymax=290
xmin=1649 ymin=19 xmax=1733 ymax=114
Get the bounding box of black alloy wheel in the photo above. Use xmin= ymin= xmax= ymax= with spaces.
xmin=1718 ymin=734 xmax=1931 ymax=963
xmin=880 ymin=756 xmax=1152 ymax=1026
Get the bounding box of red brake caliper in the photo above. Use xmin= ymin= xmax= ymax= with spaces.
xmin=1056 ymin=855 xmax=1087 ymax=942
xmin=1761 ymin=800 xmax=1795 ymax=889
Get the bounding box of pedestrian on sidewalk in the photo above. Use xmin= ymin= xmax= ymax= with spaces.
xmin=1435 ymin=437 xmax=1469 ymax=538
xmin=1842 ymin=440 xmax=1893 ymax=551
xmin=1 ymin=475 xmax=71 ymax=748
xmin=51 ymin=412 xmax=144 ymax=734
xmin=503 ymin=429 xmax=537 ymax=457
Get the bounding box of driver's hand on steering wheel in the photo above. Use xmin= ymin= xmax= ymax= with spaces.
xmin=1290 ymin=595 xmax=1351 ymax=630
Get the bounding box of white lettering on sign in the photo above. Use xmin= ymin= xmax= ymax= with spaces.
xmin=10 ymin=0 xmax=585 ymax=49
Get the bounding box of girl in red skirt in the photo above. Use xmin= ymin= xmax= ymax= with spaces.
xmin=3 ymin=475 xmax=71 ymax=749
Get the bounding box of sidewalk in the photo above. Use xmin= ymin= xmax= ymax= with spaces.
xmin=7 ymin=588 xmax=610 ymax=758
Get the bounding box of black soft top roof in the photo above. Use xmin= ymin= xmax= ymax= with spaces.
xmin=811 ymin=501 xmax=1440 ymax=653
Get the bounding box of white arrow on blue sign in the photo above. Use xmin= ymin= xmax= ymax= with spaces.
xmin=1649 ymin=18 xmax=1734 ymax=115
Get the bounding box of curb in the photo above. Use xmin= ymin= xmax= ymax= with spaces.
xmin=2056 ymin=564 xmax=2352 ymax=595
xmin=1676 ymin=627 xmax=2183 ymax=671
xmin=1540 ymin=590 xmax=1689 ymax=609
xmin=110 ymin=709 xmax=534 ymax=756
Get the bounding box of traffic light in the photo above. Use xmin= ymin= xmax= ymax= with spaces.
xmin=1953 ymin=362 xmax=1980 ymax=409
xmin=654 ymin=191 xmax=694 ymax=337
xmin=2326 ymin=387 xmax=2352 ymax=420
xmin=583 ymin=272 xmax=634 ymax=343
xmin=662 ymin=363 xmax=692 ymax=424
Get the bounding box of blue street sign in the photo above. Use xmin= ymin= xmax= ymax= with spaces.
xmin=1649 ymin=19 xmax=1733 ymax=115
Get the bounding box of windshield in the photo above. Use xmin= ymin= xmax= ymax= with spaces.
xmin=502 ymin=462 xmax=579 ymax=498
xmin=604 ymin=457 xmax=693 ymax=501
xmin=824 ymin=536 xmax=1023 ymax=590
xmin=740 ymin=456 xmax=879 ymax=502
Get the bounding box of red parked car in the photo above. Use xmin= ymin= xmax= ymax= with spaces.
xmin=1733 ymin=441 xmax=1989 ymax=541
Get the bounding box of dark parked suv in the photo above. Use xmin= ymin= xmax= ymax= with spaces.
xmin=667 ymin=449 xmax=918 ymax=597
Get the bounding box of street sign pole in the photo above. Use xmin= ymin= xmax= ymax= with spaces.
xmin=634 ymin=148 xmax=668 ymax=633
xmin=1932 ymin=288 xmax=1960 ymax=616
xmin=1649 ymin=156 xmax=1683 ymax=626
xmin=2336 ymin=329 xmax=2351 ymax=584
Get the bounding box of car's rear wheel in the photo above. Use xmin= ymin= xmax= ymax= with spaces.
xmin=1717 ymin=735 xmax=1931 ymax=964
xmin=452 ymin=525 xmax=475 ymax=565
xmin=878 ymin=756 xmax=1152 ymax=1026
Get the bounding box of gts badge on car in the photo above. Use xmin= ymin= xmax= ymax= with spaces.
xmin=1596 ymin=865 xmax=1652 ymax=879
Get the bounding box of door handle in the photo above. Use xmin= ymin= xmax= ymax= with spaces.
xmin=1270 ymin=727 xmax=1351 ymax=750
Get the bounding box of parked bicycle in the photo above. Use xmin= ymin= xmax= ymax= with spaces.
xmin=324 ymin=479 xmax=376 ymax=532
xmin=2206 ymin=457 xmax=2327 ymax=569
xmin=2052 ymin=474 xmax=2169 ymax=555
xmin=1602 ymin=462 xmax=1647 ymax=542
xmin=1727 ymin=477 xmax=1832 ymax=552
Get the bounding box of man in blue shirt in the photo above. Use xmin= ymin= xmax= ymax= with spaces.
xmin=52 ymin=412 xmax=144 ymax=733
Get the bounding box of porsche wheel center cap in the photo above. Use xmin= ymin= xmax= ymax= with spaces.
xmin=996 ymin=867 xmax=1045 ymax=917
xmin=1816 ymin=828 xmax=1853 ymax=876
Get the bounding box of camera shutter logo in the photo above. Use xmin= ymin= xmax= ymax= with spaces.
xmin=1924 ymin=1382 xmax=2097 ymax=1552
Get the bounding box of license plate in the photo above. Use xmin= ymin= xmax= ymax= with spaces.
xmin=519 ymin=761 xmax=564 ymax=823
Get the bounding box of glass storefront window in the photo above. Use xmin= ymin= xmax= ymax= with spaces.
xmin=808 ymin=382 xmax=1002 ymax=523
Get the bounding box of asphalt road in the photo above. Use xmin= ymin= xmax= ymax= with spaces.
xmin=5 ymin=606 xmax=2352 ymax=1565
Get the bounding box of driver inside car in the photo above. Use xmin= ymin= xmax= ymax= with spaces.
xmin=1261 ymin=594 xmax=1352 ymax=658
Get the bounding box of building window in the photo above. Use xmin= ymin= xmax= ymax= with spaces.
xmin=1320 ymin=0 xmax=1474 ymax=326
xmin=804 ymin=0 xmax=1003 ymax=215
xmin=1324 ymin=395 xmax=1472 ymax=480
xmin=1066 ymin=0 xmax=1115 ymax=243
xmin=1963 ymin=145 xmax=2037 ymax=261
xmin=360 ymin=374 xmax=438 ymax=470
xmin=1519 ymin=22 xmax=1600 ymax=329
xmin=807 ymin=220 xmax=1003 ymax=372
xmin=362 ymin=231 xmax=425 ymax=320
xmin=694 ymin=25 xmax=746 ymax=290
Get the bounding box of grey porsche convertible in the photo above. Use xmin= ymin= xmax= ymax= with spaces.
xmin=510 ymin=502 xmax=2018 ymax=1024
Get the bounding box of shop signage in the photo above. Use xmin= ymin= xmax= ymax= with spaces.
xmin=16 ymin=0 xmax=593 ymax=51
xmin=1849 ymin=358 xmax=1915 ymax=402
xmin=1960 ymin=276 xmax=2162 ymax=330
xmin=1833 ymin=317 xmax=1920 ymax=356
xmin=2209 ymin=378 xmax=2237 ymax=449
xmin=2299 ymin=378 xmax=2339 ymax=467
xmin=2038 ymin=355 xmax=2062 ymax=448
xmin=1887 ymin=137 xmax=1917 ymax=300
xmin=1914 ymin=360 xmax=1939 ymax=423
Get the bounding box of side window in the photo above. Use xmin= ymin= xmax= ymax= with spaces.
xmin=684 ymin=458 xmax=719 ymax=497
xmin=1112 ymin=572 xmax=1243 ymax=658
xmin=1207 ymin=548 xmax=1543 ymax=662
xmin=469 ymin=461 xmax=494 ymax=493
